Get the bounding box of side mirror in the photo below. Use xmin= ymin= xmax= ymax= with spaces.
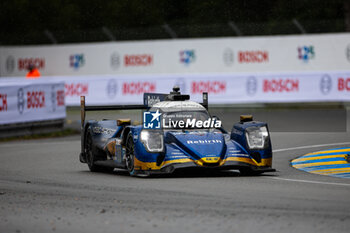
xmin=240 ymin=115 xmax=253 ymax=123
xmin=212 ymin=115 xmax=220 ymax=121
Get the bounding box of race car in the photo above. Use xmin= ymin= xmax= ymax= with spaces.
xmin=79 ymin=87 xmax=275 ymax=176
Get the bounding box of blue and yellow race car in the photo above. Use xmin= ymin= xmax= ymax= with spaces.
xmin=79 ymin=87 xmax=275 ymax=176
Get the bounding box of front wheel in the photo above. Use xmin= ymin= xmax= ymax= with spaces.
xmin=85 ymin=131 xmax=113 ymax=173
xmin=125 ymin=134 xmax=136 ymax=176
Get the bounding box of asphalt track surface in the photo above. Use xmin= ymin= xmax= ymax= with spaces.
xmin=1 ymin=132 xmax=350 ymax=233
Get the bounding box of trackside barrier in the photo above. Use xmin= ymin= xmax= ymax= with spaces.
xmin=1 ymin=33 xmax=350 ymax=77
xmin=3 ymin=71 xmax=350 ymax=106
xmin=0 ymin=80 xmax=66 ymax=138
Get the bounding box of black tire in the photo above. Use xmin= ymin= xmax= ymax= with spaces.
xmin=125 ymin=134 xmax=136 ymax=176
xmin=85 ymin=131 xmax=114 ymax=173
xmin=239 ymin=167 xmax=263 ymax=176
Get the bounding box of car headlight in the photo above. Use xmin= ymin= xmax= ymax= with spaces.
xmin=245 ymin=126 xmax=269 ymax=149
xmin=140 ymin=130 xmax=164 ymax=153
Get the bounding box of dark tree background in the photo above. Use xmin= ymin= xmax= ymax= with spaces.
xmin=0 ymin=0 xmax=348 ymax=44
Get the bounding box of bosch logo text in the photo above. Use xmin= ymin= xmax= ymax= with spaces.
xmin=65 ymin=83 xmax=89 ymax=97
xmin=27 ymin=91 xmax=45 ymax=109
xmin=0 ymin=94 xmax=8 ymax=112
xmin=338 ymin=77 xmax=350 ymax=91
xmin=191 ymin=81 xmax=226 ymax=94
xmin=56 ymin=90 xmax=65 ymax=106
xmin=263 ymin=79 xmax=299 ymax=93
xmin=18 ymin=58 xmax=45 ymax=71
xmin=123 ymin=82 xmax=156 ymax=95
xmin=187 ymin=140 xmax=222 ymax=144
xmin=124 ymin=54 xmax=153 ymax=67
xmin=238 ymin=51 xmax=268 ymax=63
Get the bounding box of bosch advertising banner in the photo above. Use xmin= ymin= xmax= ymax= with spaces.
xmin=0 ymin=81 xmax=66 ymax=125
xmin=2 ymin=71 xmax=349 ymax=106
xmin=1 ymin=33 xmax=350 ymax=77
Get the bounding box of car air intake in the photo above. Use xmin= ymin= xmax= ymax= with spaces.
xmin=250 ymin=152 xmax=261 ymax=163
xmin=202 ymin=162 xmax=220 ymax=167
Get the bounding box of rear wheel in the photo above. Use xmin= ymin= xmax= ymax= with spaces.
xmin=85 ymin=131 xmax=114 ymax=173
xmin=125 ymin=134 xmax=135 ymax=176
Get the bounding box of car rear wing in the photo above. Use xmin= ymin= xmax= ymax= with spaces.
xmin=80 ymin=90 xmax=208 ymax=130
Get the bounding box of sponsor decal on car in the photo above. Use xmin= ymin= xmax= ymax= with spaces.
xmin=143 ymin=110 xmax=162 ymax=129
xmin=92 ymin=127 xmax=116 ymax=135
xmin=144 ymin=94 xmax=164 ymax=107
xmin=187 ymin=139 xmax=222 ymax=144
xmin=163 ymin=118 xmax=221 ymax=129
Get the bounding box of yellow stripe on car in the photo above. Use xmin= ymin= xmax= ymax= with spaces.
xmin=133 ymin=156 xmax=272 ymax=171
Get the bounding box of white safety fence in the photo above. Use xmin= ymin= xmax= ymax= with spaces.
xmin=1 ymin=33 xmax=350 ymax=77
xmin=0 ymin=80 xmax=66 ymax=125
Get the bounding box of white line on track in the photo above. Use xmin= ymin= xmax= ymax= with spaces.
xmin=268 ymin=177 xmax=350 ymax=186
xmin=273 ymin=142 xmax=350 ymax=153
xmin=271 ymin=141 xmax=350 ymax=186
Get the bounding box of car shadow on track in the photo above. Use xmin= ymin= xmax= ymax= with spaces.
xmin=119 ymin=169 xmax=276 ymax=179
xmin=155 ymin=170 xmax=276 ymax=179
xmin=79 ymin=169 xmax=277 ymax=179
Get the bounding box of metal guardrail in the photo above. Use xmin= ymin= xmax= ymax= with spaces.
xmin=0 ymin=119 xmax=65 ymax=139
